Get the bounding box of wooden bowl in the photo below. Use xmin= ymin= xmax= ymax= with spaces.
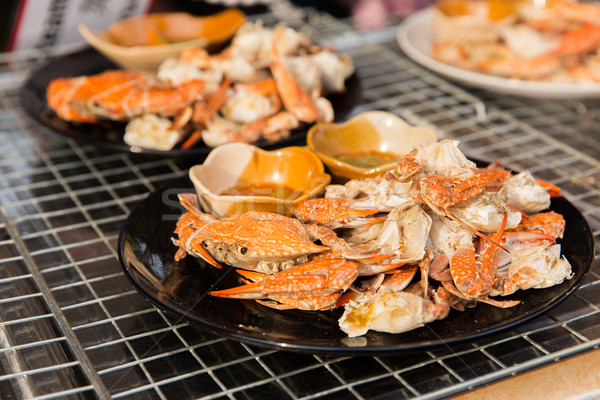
xmin=307 ymin=111 xmax=438 ymax=181
xmin=78 ymin=9 xmax=246 ymax=72
xmin=189 ymin=143 xmax=331 ymax=217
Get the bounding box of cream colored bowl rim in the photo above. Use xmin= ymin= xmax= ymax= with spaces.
xmin=78 ymin=24 xmax=209 ymax=57
xmin=189 ymin=143 xmax=331 ymax=205
xmin=307 ymin=111 xmax=435 ymax=175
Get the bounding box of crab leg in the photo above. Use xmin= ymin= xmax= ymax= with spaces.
xmin=417 ymin=175 xmax=508 ymax=250
xmin=269 ymin=44 xmax=319 ymax=123
xmin=441 ymin=280 xmax=520 ymax=308
xmin=417 ymin=250 xmax=433 ymax=298
xmin=502 ymin=230 xmax=555 ymax=245
xmin=480 ymin=212 xmax=508 ymax=288
xmin=336 ymin=273 xmax=387 ymax=307
xmin=192 ymin=78 xmax=232 ymax=124
xmin=381 ymin=265 xmax=419 ymax=291
xmin=509 ymin=211 xmax=565 ymax=239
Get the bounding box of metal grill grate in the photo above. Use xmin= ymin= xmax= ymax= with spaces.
xmin=0 ymin=9 xmax=599 ymax=400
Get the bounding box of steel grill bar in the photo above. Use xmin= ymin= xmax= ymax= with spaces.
xmin=0 ymin=314 xmax=55 ymax=328
xmin=31 ymin=386 xmax=95 ymax=400
xmin=0 ymin=361 xmax=81 ymax=381
xmin=0 ymin=256 xmax=24 ymax=265
xmin=374 ymin=357 xmax=421 ymax=397
xmin=40 ymin=254 xmax=115 ymax=272
xmin=70 ymin=308 xmax=157 ymax=331
xmin=246 ymin=345 xmax=300 ymax=400
xmin=28 ymin=238 xmax=120 ymax=258
xmin=0 ymin=337 xmax=65 ymax=352
xmin=147 ymin=307 xmax=240 ymax=400
xmin=81 ymin=323 xmax=189 ymax=351
xmin=0 ymin=274 xmax=34 ymax=284
xmin=0 ymin=213 xmax=110 ymax=398
xmin=0 ymin=292 xmax=43 ymax=304
xmin=31 ymin=145 xmax=173 ymax=399
xmin=0 ymin=7 xmax=599 ymax=400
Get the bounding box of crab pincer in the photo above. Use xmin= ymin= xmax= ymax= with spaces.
xmin=210 ymin=258 xmax=359 ymax=311
xmin=450 ymin=213 xmax=508 ymax=298
xmin=294 ymin=197 xmax=387 ymax=229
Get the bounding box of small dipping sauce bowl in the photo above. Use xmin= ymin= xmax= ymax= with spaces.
xmin=189 ymin=143 xmax=331 ymax=217
xmin=307 ymin=111 xmax=438 ymax=182
xmin=78 ymin=9 xmax=246 ymax=72
xmin=433 ymin=0 xmax=516 ymax=45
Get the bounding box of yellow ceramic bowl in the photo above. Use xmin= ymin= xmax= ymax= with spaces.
xmin=307 ymin=111 xmax=438 ymax=181
xmin=78 ymin=9 xmax=246 ymax=72
xmin=189 ymin=143 xmax=331 ymax=217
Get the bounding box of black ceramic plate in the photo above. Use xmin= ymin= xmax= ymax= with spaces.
xmin=117 ymin=175 xmax=594 ymax=355
xmin=20 ymin=47 xmax=361 ymax=157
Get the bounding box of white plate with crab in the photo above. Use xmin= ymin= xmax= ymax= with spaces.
xmin=397 ymin=8 xmax=600 ymax=99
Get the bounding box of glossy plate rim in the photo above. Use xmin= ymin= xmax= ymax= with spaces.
xmin=118 ymin=173 xmax=594 ymax=355
xmin=396 ymin=8 xmax=600 ymax=99
xmin=20 ymin=47 xmax=361 ymax=158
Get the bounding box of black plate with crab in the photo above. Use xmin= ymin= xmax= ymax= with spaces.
xmin=117 ymin=173 xmax=594 ymax=355
xmin=21 ymin=47 xmax=361 ymax=158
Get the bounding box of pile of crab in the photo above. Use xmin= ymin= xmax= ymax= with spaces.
xmin=46 ymin=21 xmax=353 ymax=151
xmin=172 ymin=139 xmax=572 ymax=337
xmin=432 ymin=0 xmax=600 ymax=82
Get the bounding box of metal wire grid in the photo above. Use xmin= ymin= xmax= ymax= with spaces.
xmin=0 ymin=9 xmax=599 ymax=400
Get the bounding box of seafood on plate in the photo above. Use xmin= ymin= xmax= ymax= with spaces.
xmin=46 ymin=70 xmax=204 ymax=123
xmin=46 ymin=20 xmax=354 ymax=151
xmin=431 ymin=0 xmax=600 ymax=82
xmin=171 ymin=139 xmax=573 ymax=336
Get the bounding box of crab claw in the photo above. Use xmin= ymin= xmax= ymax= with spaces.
xmin=295 ymin=198 xmax=385 ymax=229
xmin=171 ymin=218 xmax=222 ymax=268
xmin=450 ymin=213 xmax=508 ymax=298
xmin=535 ymin=179 xmax=563 ymax=198
xmin=210 ymin=258 xmax=359 ymax=310
xmin=172 ymin=194 xmax=221 ymax=268
xmin=235 ymin=269 xmax=266 ymax=284
xmin=356 ymin=254 xmax=406 ymax=275
xmin=185 ymin=238 xmax=222 ymax=268
xmin=386 ymin=153 xmax=423 ymax=182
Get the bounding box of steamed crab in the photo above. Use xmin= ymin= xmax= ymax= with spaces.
xmin=172 ymin=193 xmax=404 ymax=310
xmin=172 ymin=193 xmax=398 ymax=274
xmin=46 ymin=20 xmax=355 ymax=151
xmin=172 ymin=138 xmax=574 ymax=336
xmin=174 ymin=193 xmax=331 ymax=274
xmin=46 ymin=70 xmax=204 ymax=123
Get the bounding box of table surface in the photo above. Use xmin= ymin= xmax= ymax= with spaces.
xmin=0 ymin=8 xmax=599 ymax=400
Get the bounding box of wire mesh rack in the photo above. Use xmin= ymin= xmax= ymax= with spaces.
xmin=0 ymin=8 xmax=599 ymax=400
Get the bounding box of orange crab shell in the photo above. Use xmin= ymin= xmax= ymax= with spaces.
xmin=173 ymin=206 xmax=329 ymax=274
xmin=211 ymin=257 xmax=360 ymax=310
xmin=46 ymin=70 xmax=205 ymax=122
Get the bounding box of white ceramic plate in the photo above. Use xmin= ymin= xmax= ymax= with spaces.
xmin=396 ymin=8 xmax=600 ymax=99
